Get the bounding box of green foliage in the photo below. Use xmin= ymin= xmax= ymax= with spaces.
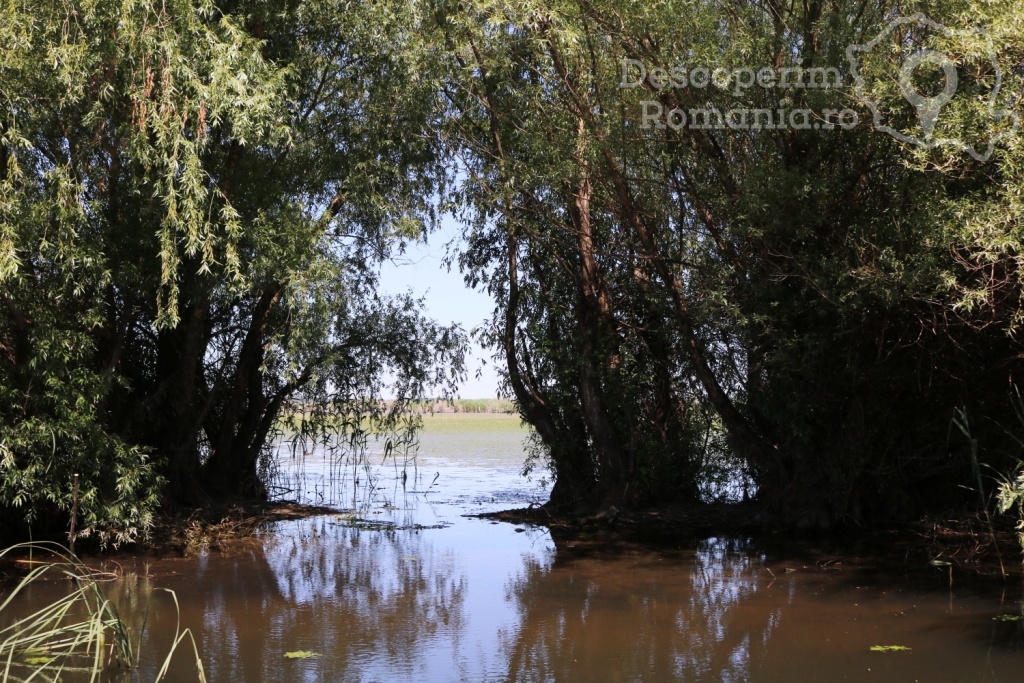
xmin=4 ymin=0 xmax=1024 ymax=532
xmin=0 ymin=0 xmax=465 ymax=541
xmin=428 ymin=0 xmax=1024 ymax=522
xmin=994 ymin=389 xmax=1024 ymax=550
xmin=429 ymin=0 xmax=727 ymax=509
xmin=996 ymin=468 xmax=1024 ymax=549
xmin=449 ymin=398 xmax=516 ymax=413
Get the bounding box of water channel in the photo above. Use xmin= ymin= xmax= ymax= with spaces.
xmin=4 ymin=414 xmax=1024 ymax=682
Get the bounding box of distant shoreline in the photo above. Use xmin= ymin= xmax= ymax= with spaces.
xmin=400 ymin=398 xmax=516 ymax=414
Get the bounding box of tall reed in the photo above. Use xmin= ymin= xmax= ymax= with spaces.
xmin=0 ymin=542 xmax=205 ymax=682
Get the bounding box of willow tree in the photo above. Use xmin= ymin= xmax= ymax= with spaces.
xmin=431 ymin=0 xmax=1024 ymax=524
xmin=432 ymin=0 xmax=734 ymax=512
xmin=0 ymin=0 xmax=464 ymax=544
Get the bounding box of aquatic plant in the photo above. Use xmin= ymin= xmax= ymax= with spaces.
xmin=953 ymin=408 xmax=1007 ymax=578
xmin=0 ymin=542 xmax=205 ymax=682
xmin=994 ymin=388 xmax=1024 ymax=554
xmin=996 ymin=468 xmax=1024 ymax=552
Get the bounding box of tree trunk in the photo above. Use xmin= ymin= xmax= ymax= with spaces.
xmin=145 ymin=296 xmax=212 ymax=504
xmin=602 ymin=154 xmax=775 ymax=466
xmin=504 ymin=231 xmax=594 ymax=510
xmin=568 ymin=140 xmax=632 ymax=507
xmin=200 ymin=284 xmax=282 ymax=498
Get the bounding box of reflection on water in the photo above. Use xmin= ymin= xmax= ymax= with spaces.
xmin=174 ymin=520 xmax=474 ymax=682
xmin=5 ymin=422 xmax=1024 ymax=682
xmin=500 ymin=538 xmax=775 ymax=683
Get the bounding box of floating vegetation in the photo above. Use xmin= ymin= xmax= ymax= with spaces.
xmin=993 ymin=614 xmax=1023 ymax=622
xmin=870 ymin=645 xmax=912 ymax=652
xmin=329 ymin=516 xmax=450 ymax=532
xmin=284 ymin=651 xmax=322 ymax=659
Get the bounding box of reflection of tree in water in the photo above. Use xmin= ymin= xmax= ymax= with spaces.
xmin=115 ymin=516 xmax=467 ymax=683
xmin=263 ymin=518 xmax=467 ymax=661
xmin=499 ymin=537 xmax=783 ymax=683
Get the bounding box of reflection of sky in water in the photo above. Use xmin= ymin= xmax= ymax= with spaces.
xmin=10 ymin=428 xmax=1024 ymax=682
xmin=201 ymin=444 xmax=557 ymax=683
xmin=248 ymin=514 xmax=554 ymax=682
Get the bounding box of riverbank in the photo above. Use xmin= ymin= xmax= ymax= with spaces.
xmin=6 ymin=405 xmax=1020 ymax=583
xmin=125 ymin=495 xmax=1024 ymax=586
xmin=480 ymin=502 xmax=1023 ymax=582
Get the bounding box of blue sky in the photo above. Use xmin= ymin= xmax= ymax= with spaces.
xmin=377 ymin=217 xmax=502 ymax=398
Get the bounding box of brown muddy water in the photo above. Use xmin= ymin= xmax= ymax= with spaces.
xmin=4 ymin=414 xmax=1024 ymax=682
